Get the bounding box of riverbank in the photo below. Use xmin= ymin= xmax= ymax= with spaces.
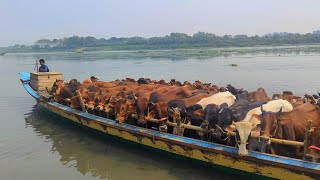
xmin=2 ymin=44 xmax=320 ymax=60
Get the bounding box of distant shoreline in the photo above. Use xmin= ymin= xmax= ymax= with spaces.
xmin=2 ymin=30 xmax=320 ymax=53
xmin=2 ymin=43 xmax=320 ymax=54
xmin=3 ymin=44 xmax=320 ymax=60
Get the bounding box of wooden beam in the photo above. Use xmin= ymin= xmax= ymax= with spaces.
xmin=145 ymin=117 xmax=305 ymax=147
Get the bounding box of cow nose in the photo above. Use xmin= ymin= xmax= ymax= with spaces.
xmin=304 ymin=154 xmax=313 ymax=161
xmin=211 ymin=132 xmax=219 ymax=139
xmin=259 ymin=136 xmax=271 ymax=144
xmin=239 ymin=152 xmax=247 ymax=157
xmin=137 ymin=119 xmax=145 ymax=125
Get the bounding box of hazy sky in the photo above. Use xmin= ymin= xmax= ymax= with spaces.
xmin=1 ymin=0 xmax=320 ymax=46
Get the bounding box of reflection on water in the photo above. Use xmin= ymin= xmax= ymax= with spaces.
xmin=24 ymin=106 xmax=241 ymax=180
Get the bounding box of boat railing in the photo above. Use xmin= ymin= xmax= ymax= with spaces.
xmin=144 ymin=116 xmax=313 ymax=160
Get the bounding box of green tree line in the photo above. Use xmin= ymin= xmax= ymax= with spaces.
xmin=4 ymin=30 xmax=320 ymax=52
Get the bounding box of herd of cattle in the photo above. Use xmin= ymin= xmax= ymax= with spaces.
xmin=49 ymin=77 xmax=320 ymax=162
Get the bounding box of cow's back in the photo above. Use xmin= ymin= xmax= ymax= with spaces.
xmin=281 ymin=105 xmax=320 ymax=142
xmin=197 ymin=91 xmax=235 ymax=109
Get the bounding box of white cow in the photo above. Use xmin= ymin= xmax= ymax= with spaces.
xmin=196 ymin=91 xmax=236 ymax=109
xmin=242 ymin=99 xmax=293 ymax=124
xmin=232 ymin=99 xmax=293 ymax=156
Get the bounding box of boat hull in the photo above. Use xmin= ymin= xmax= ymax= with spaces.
xmin=19 ymin=72 xmax=320 ymax=180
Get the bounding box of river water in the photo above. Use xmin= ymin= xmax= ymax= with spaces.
xmin=1 ymin=50 xmax=320 ymax=179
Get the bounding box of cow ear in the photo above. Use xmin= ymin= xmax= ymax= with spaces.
xmin=147 ymin=111 xmax=155 ymax=118
xmin=250 ymin=122 xmax=259 ymax=130
xmin=229 ymin=124 xmax=236 ymax=131
xmin=252 ymin=124 xmax=261 ymax=131
xmin=168 ymin=109 xmax=175 ymax=117
xmin=276 ymin=107 xmax=282 ymax=117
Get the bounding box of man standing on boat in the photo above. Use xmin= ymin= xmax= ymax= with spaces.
xmin=38 ymin=59 xmax=50 ymax=72
xmin=83 ymin=76 xmax=99 ymax=83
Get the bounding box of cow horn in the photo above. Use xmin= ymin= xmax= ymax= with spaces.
xmin=150 ymin=101 xmax=155 ymax=105
xmin=261 ymin=105 xmax=265 ymax=113
xmin=215 ymin=124 xmax=224 ymax=132
xmin=230 ymin=121 xmax=236 ymax=131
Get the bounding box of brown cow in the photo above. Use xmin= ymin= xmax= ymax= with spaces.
xmin=259 ymin=103 xmax=320 ymax=158
xmin=145 ymin=102 xmax=169 ymax=132
xmin=136 ymin=97 xmax=149 ymax=126
xmin=167 ymin=93 xmax=211 ymax=110
xmin=158 ymin=87 xmax=193 ymax=103
xmin=272 ymin=91 xmax=303 ymax=107
xmin=114 ymin=99 xmax=128 ymax=123
xmin=247 ymin=88 xmax=271 ymax=102
xmin=52 ymin=79 xmax=81 ymax=105
xmin=307 ymin=127 xmax=320 ymax=162
xmin=70 ymin=95 xmax=81 ymax=110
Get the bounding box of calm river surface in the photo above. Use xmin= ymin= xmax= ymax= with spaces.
xmin=1 ymin=50 xmax=320 ymax=180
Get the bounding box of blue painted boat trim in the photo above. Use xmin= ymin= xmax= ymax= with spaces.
xmin=19 ymin=72 xmax=40 ymax=99
xmin=19 ymin=72 xmax=320 ymax=171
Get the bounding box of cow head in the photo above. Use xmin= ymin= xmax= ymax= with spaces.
xmin=272 ymin=94 xmax=282 ymax=100
xmin=104 ymin=95 xmax=120 ymax=114
xmin=68 ymin=79 xmax=81 ymax=91
xmin=154 ymin=102 xmax=169 ymax=132
xmin=94 ymin=92 xmax=109 ymax=111
xmin=304 ymin=94 xmax=318 ymax=105
xmin=125 ymin=98 xmax=138 ymax=119
xmin=226 ymin=84 xmax=238 ymax=95
xmin=232 ymin=121 xmax=258 ymax=156
xmin=183 ymin=81 xmax=192 ymax=87
xmin=158 ymin=79 xmax=166 ymax=85
xmin=259 ymin=106 xmax=282 ymax=152
xmin=200 ymin=104 xmax=219 ymax=131
xmin=210 ymin=85 xmax=220 ymax=94
xmin=145 ymin=102 xmax=169 ymax=132
xmin=219 ymin=87 xmax=228 ymax=92
xmin=307 ymin=127 xmax=320 ymax=162
xmin=136 ymin=97 xmax=149 ymax=126
xmin=193 ymin=80 xmax=205 ymax=90
xmin=51 ymin=79 xmax=64 ymax=95
xmin=70 ymin=96 xmax=81 ymax=110
xmin=211 ymin=105 xmax=235 ymax=141
xmin=114 ymin=99 xmax=127 ymax=123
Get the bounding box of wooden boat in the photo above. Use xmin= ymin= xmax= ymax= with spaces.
xmin=19 ymin=72 xmax=320 ymax=179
